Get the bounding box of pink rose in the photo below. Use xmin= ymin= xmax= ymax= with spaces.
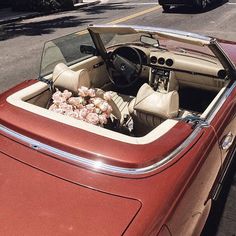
xmin=102 ymin=105 xmax=112 ymax=118
xmin=86 ymin=113 xmax=99 ymax=125
xmin=99 ymin=114 xmax=107 ymax=125
xmin=62 ymin=90 xmax=72 ymax=99
xmin=65 ymin=110 xmax=79 ymax=119
xmin=103 ymin=91 xmax=112 ymax=101
xmin=79 ymin=108 xmax=88 ymax=119
xmin=91 ymin=97 xmax=103 ymax=107
xmin=50 ymin=87 xmax=113 ymax=126
xmin=72 ymin=109 xmax=85 ymax=121
xmin=68 ymin=97 xmax=85 ymax=109
xmin=78 ymin=86 xmax=89 ymax=97
xmin=98 ymin=101 xmax=109 ymax=112
xmin=74 ymin=109 xmax=80 ymax=116
xmin=88 ymin=88 xmax=96 ymax=97
xmin=86 ymin=103 xmax=95 ymax=112
xmin=106 ymin=105 xmax=113 ymax=115
xmin=52 ymin=89 xmax=61 ymax=98
xmin=53 ymin=108 xmax=64 ymax=115
xmin=52 ymin=91 xmax=67 ymax=105
xmin=49 ymin=103 xmax=58 ymax=111
xmin=58 ymin=103 xmax=73 ymax=114
xmin=95 ymin=107 xmax=102 ymax=114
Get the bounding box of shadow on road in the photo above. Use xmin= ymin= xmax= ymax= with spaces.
xmin=0 ymin=2 xmax=135 ymax=41
xmin=0 ymin=15 xmax=98 ymax=41
xmin=81 ymin=1 xmax=133 ymax=15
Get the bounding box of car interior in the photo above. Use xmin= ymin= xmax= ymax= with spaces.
xmin=6 ymin=29 xmax=230 ymax=143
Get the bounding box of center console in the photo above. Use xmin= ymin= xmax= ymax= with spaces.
xmin=149 ymin=68 xmax=171 ymax=91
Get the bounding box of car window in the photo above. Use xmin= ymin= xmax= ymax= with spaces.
xmin=40 ymin=32 xmax=96 ymax=77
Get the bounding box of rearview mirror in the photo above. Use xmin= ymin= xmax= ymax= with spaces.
xmin=140 ymin=35 xmax=159 ymax=47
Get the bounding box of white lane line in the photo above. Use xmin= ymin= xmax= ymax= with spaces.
xmin=116 ymin=3 xmax=158 ymax=6
xmin=100 ymin=1 xmax=158 ymax=5
xmin=122 ymin=2 xmax=159 ymax=5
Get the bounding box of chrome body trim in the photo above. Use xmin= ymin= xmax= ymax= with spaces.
xmin=1 ymin=81 xmax=234 ymax=175
xmin=207 ymin=81 xmax=236 ymax=124
xmin=0 ymin=123 xmax=203 ymax=176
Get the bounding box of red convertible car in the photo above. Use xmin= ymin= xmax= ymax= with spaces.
xmin=1 ymin=24 xmax=236 ymax=235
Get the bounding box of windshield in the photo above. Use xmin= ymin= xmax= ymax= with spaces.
xmin=39 ymin=28 xmax=217 ymax=78
xmin=99 ymin=32 xmax=215 ymax=58
xmin=100 ymin=32 xmax=148 ymax=49
xmin=40 ymin=31 xmax=95 ymax=77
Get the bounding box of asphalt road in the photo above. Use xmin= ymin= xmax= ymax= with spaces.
xmin=1 ymin=0 xmax=236 ymax=235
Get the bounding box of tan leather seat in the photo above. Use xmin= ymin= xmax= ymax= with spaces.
xmin=129 ymin=83 xmax=179 ymax=136
xmin=109 ymin=91 xmax=134 ymax=123
xmin=53 ymin=63 xmax=90 ymax=93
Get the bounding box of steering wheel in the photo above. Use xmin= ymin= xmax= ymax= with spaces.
xmin=107 ymin=46 xmax=143 ymax=88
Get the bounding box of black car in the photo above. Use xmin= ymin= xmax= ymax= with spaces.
xmin=158 ymin=0 xmax=214 ymax=11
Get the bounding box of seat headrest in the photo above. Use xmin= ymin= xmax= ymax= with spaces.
xmin=52 ymin=63 xmax=90 ymax=93
xmin=133 ymin=83 xmax=179 ymax=119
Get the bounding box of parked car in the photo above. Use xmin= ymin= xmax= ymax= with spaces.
xmin=1 ymin=24 xmax=236 ymax=235
xmin=158 ymin=0 xmax=216 ymax=11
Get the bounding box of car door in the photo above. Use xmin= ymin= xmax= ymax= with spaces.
xmin=165 ymin=123 xmax=222 ymax=236
xmin=164 ymin=82 xmax=236 ymax=236
xmin=206 ymin=81 xmax=236 ymax=200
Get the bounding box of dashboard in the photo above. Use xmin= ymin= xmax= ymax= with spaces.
xmin=109 ymin=45 xmax=227 ymax=91
xmin=148 ymin=49 xmax=226 ymax=91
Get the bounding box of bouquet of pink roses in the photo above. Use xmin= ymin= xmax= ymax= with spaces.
xmin=49 ymin=86 xmax=113 ymax=126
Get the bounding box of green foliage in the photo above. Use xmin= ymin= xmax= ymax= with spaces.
xmin=11 ymin=0 xmax=74 ymax=12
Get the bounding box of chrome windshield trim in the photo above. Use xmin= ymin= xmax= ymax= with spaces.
xmin=0 ymin=123 xmax=204 ymax=176
xmin=88 ymin=24 xmax=211 ymax=45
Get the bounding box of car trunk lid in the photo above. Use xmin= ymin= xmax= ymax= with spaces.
xmin=0 ymin=139 xmax=141 ymax=235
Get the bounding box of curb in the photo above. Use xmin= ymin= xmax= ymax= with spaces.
xmin=0 ymin=0 xmax=100 ymax=25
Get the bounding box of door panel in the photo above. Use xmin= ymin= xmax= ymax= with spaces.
xmin=207 ymin=83 xmax=236 ymax=199
xmin=166 ymin=126 xmax=221 ymax=235
xmin=71 ymin=56 xmax=110 ymax=88
xmin=212 ymin=97 xmax=236 ymax=164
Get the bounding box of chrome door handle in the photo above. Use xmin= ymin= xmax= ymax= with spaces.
xmin=220 ymin=132 xmax=234 ymax=150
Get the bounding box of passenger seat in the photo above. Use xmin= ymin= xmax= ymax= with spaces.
xmin=129 ymin=83 xmax=179 ymax=136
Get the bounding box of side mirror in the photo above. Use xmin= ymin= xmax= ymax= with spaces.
xmin=140 ymin=35 xmax=159 ymax=47
xmin=80 ymin=45 xmax=97 ymax=55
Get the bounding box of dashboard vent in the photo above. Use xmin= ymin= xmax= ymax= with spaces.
xmin=166 ymin=58 xmax=174 ymax=67
xmin=158 ymin=57 xmax=165 ymax=65
xmin=150 ymin=56 xmax=157 ymax=64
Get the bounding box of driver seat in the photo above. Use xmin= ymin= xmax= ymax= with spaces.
xmin=129 ymin=83 xmax=179 ymax=136
xmin=52 ymin=63 xmax=90 ymax=92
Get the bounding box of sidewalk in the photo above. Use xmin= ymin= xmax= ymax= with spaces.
xmin=0 ymin=0 xmax=100 ymax=25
